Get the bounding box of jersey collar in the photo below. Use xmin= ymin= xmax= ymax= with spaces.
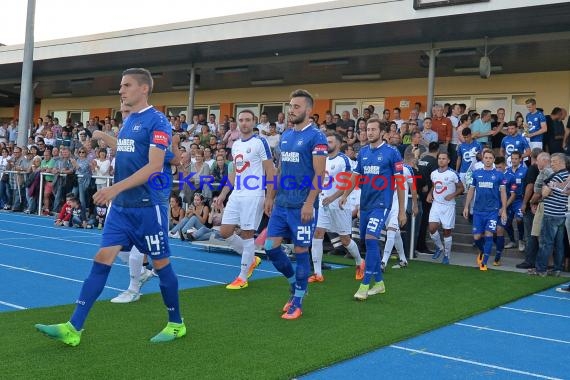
xmin=133 ymin=105 xmax=153 ymax=114
xmin=240 ymin=134 xmax=256 ymax=143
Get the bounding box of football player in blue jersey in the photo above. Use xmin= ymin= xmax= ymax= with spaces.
xmin=90 ymin=119 xmax=183 ymax=304
xmin=35 ymin=68 xmax=185 ymax=345
xmin=504 ymin=151 xmax=527 ymax=252
xmin=339 ymin=118 xmax=407 ymax=300
xmin=524 ymin=98 xmax=547 ymax=150
xmin=264 ymin=89 xmax=327 ymax=320
xmin=462 ymin=148 xmax=508 ymax=271
xmin=500 ymin=121 xmax=530 ymax=167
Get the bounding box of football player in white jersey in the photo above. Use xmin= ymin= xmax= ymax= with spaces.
xmin=216 ymin=110 xmax=276 ymax=290
xmin=309 ymin=133 xmax=365 ymax=282
xmin=381 ymin=154 xmax=418 ymax=270
xmin=427 ymin=152 xmax=464 ymax=264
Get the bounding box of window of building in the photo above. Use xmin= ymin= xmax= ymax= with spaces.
xmin=435 ymin=94 xmax=534 ymax=120
xmin=333 ymin=98 xmax=385 ymax=119
xmin=165 ymin=105 xmax=220 ymax=122
xmin=50 ymin=110 xmax=90 ymax=125
xmin=261 ymin=103 xmax=285 ymax=122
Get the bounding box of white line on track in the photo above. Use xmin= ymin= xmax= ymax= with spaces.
xmin=0 ymin=263 xmax=125 ymax=292
xmin=0 ymin=228 xmax=99 ymax=247
xmin=500 ymin=306 xmax=570 ymax=319
xmin=455 ymin=323 xmax=570 ymax=345
xmin=0 ymin=242 xmax=233 ymax=284
xmin=389 ymin=345 xmax=562 ymax=380
xmin=178 ymin=274 xmax=224 ymax=284
xmin=0 ymin=228 xmax=281 ymax=275
xmin=0 ymin=300 xmax=27 ymax=310
xmin=534 ymin=294 xmax=570 ymax=301
xmin=0 ymin=217 xmax=103 ymax=236
xmin=0 ymin=237 xmax=46 ymax=242
xmin=170 ymin=255 xmax=280 ymax=274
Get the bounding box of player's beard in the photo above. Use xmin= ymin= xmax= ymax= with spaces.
xmin=289 ymin=111 xmax=306 ymax=125
xmin=368 ymin=135 xmax=381 ymax=144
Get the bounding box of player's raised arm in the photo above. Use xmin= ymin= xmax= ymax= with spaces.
xmin=94 ymin=145 xmax=165 ymax=205
xmin=92 ymin=130 xmax=117 ymax=150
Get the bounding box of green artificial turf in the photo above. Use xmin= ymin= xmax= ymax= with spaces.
xmin=1 ymin=261 xmax=566 ymax=380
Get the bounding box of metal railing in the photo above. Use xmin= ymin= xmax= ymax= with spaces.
xmin=36 ymin=172 xmax=113 ymax=216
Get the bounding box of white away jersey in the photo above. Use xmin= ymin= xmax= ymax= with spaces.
xmin=320 ymin=152 xmax=351 ymax=209
xmin=431 ymin=168 xmax=460 ymax=205
xmin=231 ymin=135 xmax=272 ymax=197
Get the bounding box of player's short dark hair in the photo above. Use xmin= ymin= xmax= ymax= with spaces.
xmin=329 ymin=133 xmax=343 ymax=144
xmin=122 ymin=68 xmax=154 ymax=95
xmin=428 ymin=142 xmax=439 ymax=152
xmin=290 ymin=89 xmax=314 ymax=108
xmin=66 ymin=192 xmax=75 ymax=199
xmin=437 ymin=151 xmax=450 ymax=160
xmin=238 ymin=109 xmax=255 ymax=120
xmin=461 ymin=127 xmax=472 ymax=136
xmin=495 ymin=156 xmax=506 ymax=165
xmin=481 ymin=110 xmax=492 ymax=118
xmin=507 ymin=121 xmax=517 ymax=127
xmin=511 ymin=150 xmax=522 ymax=158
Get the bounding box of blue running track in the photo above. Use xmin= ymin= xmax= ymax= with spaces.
xmin=0 ymin=212 xmax=286 ymax=311
xmin=304 ymin=286 xmax=570 ymax=379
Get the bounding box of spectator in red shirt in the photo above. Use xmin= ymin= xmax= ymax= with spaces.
xmin=54 ymin=193 xmax=75 ymax=226
xmin=431 ymin=104 xmax=453 ymax=151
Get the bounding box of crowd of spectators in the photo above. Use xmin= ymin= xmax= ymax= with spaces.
xmin=1 ymin=100 xmax=569 ymax=275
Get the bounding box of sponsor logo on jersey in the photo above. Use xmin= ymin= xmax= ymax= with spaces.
xmin=117 ymin=138 xmax=135 ymax=152
xmin=234 ymin=153 xmax=251 ymax=174
xmin=478 ymin=181 xmax=494 ymax=189
xmin=281 ymin=151 xmax=300 ymax=162
xmin=363 ymin=166 xmax=380 ymax=175
xmin=434 ymin=180 xmax=448 ymax=194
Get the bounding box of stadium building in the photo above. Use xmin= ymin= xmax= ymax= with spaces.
xmin=0 ymin=0 xmax=569 ymax=124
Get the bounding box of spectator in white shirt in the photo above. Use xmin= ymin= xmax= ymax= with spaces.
xmin=207 ymin=114 xmax=218 ymax=134
xmin=266 ymin=123 xmax=281 ymax=151
xmin=257 ymin=112 xmax=270 ymax=136
xmin=91 ymin=148 xmax=111 ymax=190
xmin=275 ymin=112 xmax=286 ymax=133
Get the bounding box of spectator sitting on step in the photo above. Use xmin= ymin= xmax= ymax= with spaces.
xmin=54 ymin=193 xmax=74 ymax=227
